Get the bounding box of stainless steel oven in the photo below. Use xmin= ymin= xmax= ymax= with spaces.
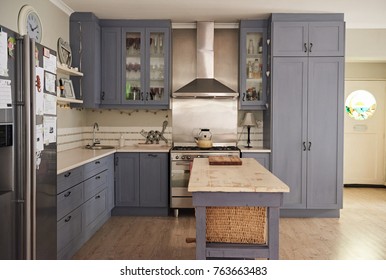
xmin=170 ymin=146 xmax=240 ymax=217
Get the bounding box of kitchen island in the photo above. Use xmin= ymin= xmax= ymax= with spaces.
xmin=188 ymin=158 xmax=289 ymax=260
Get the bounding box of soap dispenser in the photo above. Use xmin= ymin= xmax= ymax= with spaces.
xmin=119 ymin=134 xmax=125 ymax=148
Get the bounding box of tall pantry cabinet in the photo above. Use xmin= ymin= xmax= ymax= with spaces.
xmin=270 ymin=14 xmax=345 ymax=217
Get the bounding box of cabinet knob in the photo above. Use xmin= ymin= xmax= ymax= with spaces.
xmin=64 ymin=216 xmax=72 ymax=223
xmin=95 ymin=161 xmax=100 ymax=165
xmin=64 ymin=171 xmax=71 ymax=178
xmin=95 ymin=176 xmax=101 ymax=180
xmin=95 ymin=195 xmax=101 ymax=199
xmin=64 ymin=191 xmax=71 ymax=198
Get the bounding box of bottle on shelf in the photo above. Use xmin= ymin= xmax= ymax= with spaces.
xmin=252 ymin=59 xmax=261 ymax=79
xmin=258 ymin=38 xmax=263 ymax=54
xmin=247 ymin=61 xmax=253 ymax=79
xmin=248 ymin=39 xmax=254 ymax=55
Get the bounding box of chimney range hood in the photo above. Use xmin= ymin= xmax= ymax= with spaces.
xmin=172 ymin=22 xmax=239 ymax=99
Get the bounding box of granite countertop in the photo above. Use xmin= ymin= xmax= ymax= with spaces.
xmin=188 ymin=158 xmax=289 ymax=193
xmin=57 ymin=145 xmax=171 ymax=174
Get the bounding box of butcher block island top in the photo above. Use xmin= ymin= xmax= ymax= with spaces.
xmin=188 ymin=158 xmax=290 ymax=193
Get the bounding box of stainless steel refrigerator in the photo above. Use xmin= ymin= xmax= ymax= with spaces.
xmin=0 ymin=25 xmax=57 ymax=259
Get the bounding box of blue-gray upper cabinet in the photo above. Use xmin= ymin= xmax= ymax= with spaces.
xmin=239 ymin=20 xmax=268 ymax=109
xmin=69 ymin=12 xmax=101 ymax=108
xmin=271 ymin=56 xmax=344 ymax=211
xmin=121 ymin=27 xmax=170 ymax=107
xmin=272 ymin=21 xmax=345 ymax=57
xmin=101 ymin=27 xmax=122 ymax=105
xmin=99 ymin=21 xmax=171 ymax=108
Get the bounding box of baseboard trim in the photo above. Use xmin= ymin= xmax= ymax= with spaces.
xmin=112 ymin=207 xmax=169 ymax=216
xmin=344 ymin=184 xmax=385 ymax=188
xmin=280 ymin=209 xmax=340 ymax=218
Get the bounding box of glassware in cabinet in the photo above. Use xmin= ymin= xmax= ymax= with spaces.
xmin=239 ymin=22 xmax=267 ymax=109
xmin=124 ymin=31 xmax=144 ymax=102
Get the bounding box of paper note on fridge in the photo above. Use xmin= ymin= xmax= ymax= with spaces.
xmin=0 ymin=31 xmax=8 ymax=76
xmin=43 ymin=116 xmax=56 ymax=144
xmin=0 ymin=79 xmax=12 ymax=109
xmin=44 ymin=93 xmax=56 ymax=115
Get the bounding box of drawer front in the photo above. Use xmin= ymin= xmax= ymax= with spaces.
xmin=57 ymin=183 xmax=84 ymax=221
xmin=57 ymin=207 xmax=83 ymax=252
xmin=57 ymin=167 xmax=84 ymax=194
xmin=84 ymin=171 xmax=107 ymax=201
xmin=84 ymin=157 xmax=109 ymax=180
xmin=83 ymin=190 xmax=107 ymax=229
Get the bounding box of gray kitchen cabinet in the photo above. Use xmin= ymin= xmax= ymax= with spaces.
xmin=272 ymin=16 xmax=345 ymax=57
xmin=115 ymin=153 xmax=140 ymax=206
xmin=97 ymin=20 xmax=171 ymax=108
xmin=101 ymin=27 xmax=122 ymax=105
xmin=242 ymin=152 xmax=270 ymax=170
xmin=114 ymin=152 xmax=169 ymax=216
xmin=239 ymin=20 xmax=268 ymax=110
xmin=56 ymin=154 xmax=114 ymax=259
xmin=271 ymin=56 xmax=344 ymax=216
xmin=270 ymin=13 xmax=345 ymax=218
xmin=69 ymin=12 xmax=101 ymax=108
xmin=139 ymin=153 xmax=168 ymax=207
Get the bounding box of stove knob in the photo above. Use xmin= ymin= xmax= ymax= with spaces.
xmin=187 ymin=156 xmax=191 ymax=160
xmin=175 ymin=155 xmax=179 ymax=159
xmin=181 ymin=156 xmax=186 ymax=160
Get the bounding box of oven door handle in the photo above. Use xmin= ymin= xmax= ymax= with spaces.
xmin=175 ymin=162 xmax=191 ymax=166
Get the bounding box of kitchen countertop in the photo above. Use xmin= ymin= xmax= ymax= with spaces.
xmin=238 ymin=146 xmax=271 ymax=153
xmin=188 ymin=158 xmax=289 ymax=193
xmin=57 ymin=145 xmax=171 ymax=174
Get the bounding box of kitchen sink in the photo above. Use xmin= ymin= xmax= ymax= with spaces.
xmin=85 ymin=144 xmax=115 ymax=150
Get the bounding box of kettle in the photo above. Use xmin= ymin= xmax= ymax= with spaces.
xmin=195 ymin=128 xmax=213 ymax=148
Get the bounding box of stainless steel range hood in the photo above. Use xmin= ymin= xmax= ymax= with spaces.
xmin=172 ymin=22 xmax=238 ymax=99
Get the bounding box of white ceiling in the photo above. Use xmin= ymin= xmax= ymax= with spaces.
xmin=57 ymin=0 xmax=386 ymax=29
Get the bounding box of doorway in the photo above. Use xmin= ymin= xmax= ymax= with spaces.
xmin=344 ymin=80 xmax=386 ymax=185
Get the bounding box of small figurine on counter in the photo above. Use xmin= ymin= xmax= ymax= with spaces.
xmin=140 ymin=120 xmax=168 ymax=144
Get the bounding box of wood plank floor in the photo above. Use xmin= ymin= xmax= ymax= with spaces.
xmin=72 ymin=187 xmax=386 ymax=260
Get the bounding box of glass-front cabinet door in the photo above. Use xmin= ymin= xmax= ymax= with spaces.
xmin=146 ymin=29 xmax=169 ymax=105
xmin=122 ymin=27 xmax=169 ymax=106
xmin=239 ymin=22 xmax=267 ymax=109
xmin=123 ymin=29 xmax=145 ymax=104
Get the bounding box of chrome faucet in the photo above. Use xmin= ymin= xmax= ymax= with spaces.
xmin=92 ymin=122 xmax=100 ymax=146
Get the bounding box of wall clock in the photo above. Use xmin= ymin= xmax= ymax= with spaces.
xmin=18 ymin=5 xmax=43 ymax=43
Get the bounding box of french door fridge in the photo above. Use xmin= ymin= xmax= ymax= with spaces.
xmin=0 ymin=24 xmax=57 ymax=259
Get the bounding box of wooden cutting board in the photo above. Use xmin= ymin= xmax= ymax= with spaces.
xmin=208 ymin=156 xmax=242 ymax=165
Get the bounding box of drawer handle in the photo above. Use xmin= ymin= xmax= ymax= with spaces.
xmin=304 ymin=43 xmax=308 ymax=52
xmin=64 ymin=171 xmax=71 ymax=178
xmin=95 ymin=195 xmax=101 ymax=199
xmin=309 ymin=43 xmax=313 ymax=53
xmin=64 ymin=216 xmax=72 ymax=222
xmin=95 ymin=161 xmax=100 ymax=165
xmin=95 ymin=176 xmax=101 ymax=180
xmin=64 ymin=191 xmax=71 ymax=197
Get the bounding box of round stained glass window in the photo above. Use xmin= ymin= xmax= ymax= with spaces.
xmin=345 ymin=90 xmax=376 ymax=120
